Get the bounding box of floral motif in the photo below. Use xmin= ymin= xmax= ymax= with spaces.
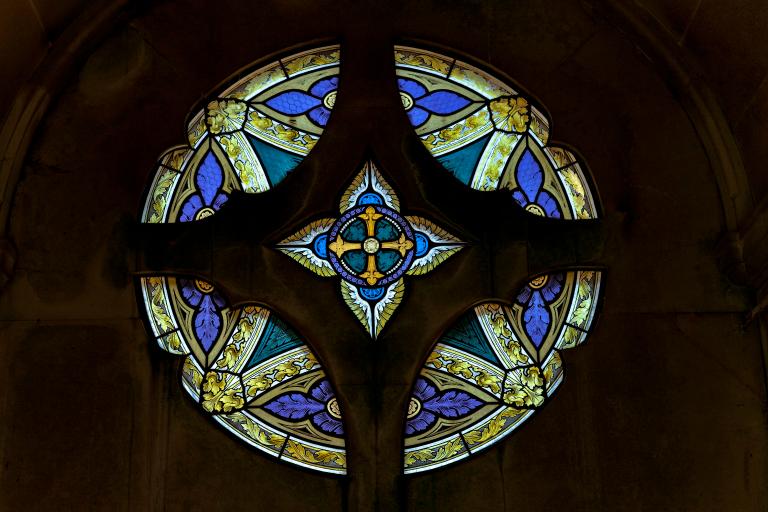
xmin=516 ymin=273 xmax=564 ymax=347
xmin=398 ymin=78 xmax=474 ymax=128
xmin=511 ymin=148 xmax=562 ymax=218
xmin=406 ymin=377 xmax=483 ymax=434
xmin=264 ymin=77 xmax=338 ymax=127
xmin=179 ymin=151 xmax=229 ymax=222
xmin=276 ymin=160 xmax=464 ymax=338
xmin=264 ymin=380 xmax=343 ymax=436
xmin=206 ymin=99 xmax=247 ymax=134
xmin=489 ymin=96 xmax=530 ymax=133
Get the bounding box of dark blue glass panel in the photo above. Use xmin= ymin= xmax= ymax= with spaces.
xmin=246 ymin=316 xmax=303 ymax=370
xmin=441 ymin=312 xmax=502 ymax=365
xmin=407 ymin=107 xmax=429 ymax=127
xmin=247 ymin=135 xmax=304 ymax=186
xmin=342 ymin=219 xmax=366 ymax=242
xmin=343 ymin=250 xmax=367 ymax=273
xmin=522 ymin=290 xmax=550 ymax=347
xmin=376 ymin=250 xmax=400 ymax=273
xmin=374 ymin=218 xmax=398 ymax=242
xmin=437 ymin=134 xmax=490 ymax=185
xmin=194 ymin=294 xmax=222 ymax=352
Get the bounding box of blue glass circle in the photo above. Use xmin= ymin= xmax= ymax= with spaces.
xmin=313 ymin=233 xmax=328 ymax=258
xmin=415 ymin=232 xmax=429 ymax=257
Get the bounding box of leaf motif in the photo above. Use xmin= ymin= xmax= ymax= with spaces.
xmin=374 ymin=279 xmax=405 ymax=337
xmin=424 ymin=390 xmax=482 ymax=418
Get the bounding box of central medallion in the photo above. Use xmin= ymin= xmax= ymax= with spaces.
xmin=276 ymin=159 xmax=465 ymax=338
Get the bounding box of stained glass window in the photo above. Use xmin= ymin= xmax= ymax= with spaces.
xmin=136 ymin=43 xmax=604 ymax=480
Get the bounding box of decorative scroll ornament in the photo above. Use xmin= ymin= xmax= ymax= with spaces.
xmin=403 ymin=270 xmax=602 ymax=474
xmin=277 ymin=160 xmax=465 ymax=338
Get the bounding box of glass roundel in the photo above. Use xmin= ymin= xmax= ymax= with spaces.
xmin=141 ymin=45 xmax=340 ymax=224
xmin=395 ymin=45 xmax=599 ymax=220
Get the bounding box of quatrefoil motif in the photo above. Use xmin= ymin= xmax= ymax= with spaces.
xmin=276 ymin=160 xmax=464 ymax=338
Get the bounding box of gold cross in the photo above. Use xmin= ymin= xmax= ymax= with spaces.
xmin=360 ymin=255 xmax=384 ymax=285
xmin=329 ymin=235 xmax=361 ymax=257
xmin=358 ymin=206 xmax=382 ymax=237
xmin=381 ymin=233 xmax=414 ymax=256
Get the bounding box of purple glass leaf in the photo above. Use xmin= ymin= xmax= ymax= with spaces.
xmin=266 ymin=91 xmax=322 ymax=115
xmin=416 ymin=91 xmax=471 ymax=115
xmin=193 ymin=294 xmax=222 ymax=351
xmin=536 ymin=190 xmax=562 ymax=219
xmin=515 ymin=149 xmax=543 ymax=202
xmin=264 ymin=393 xmax=324 ymax=420
xmin=397 ymin=78 xmax=427 ymax=99
xmin=310 ymin=379 xmax=334 ymax=402
xmin=180 ymin=279 xmax=203 ymax=307
xmin=312 ymin=411 xmax=344 ymax=435
xmin=523 ymin=290 xmax=549 ymax=347
xmin=309 ymin=77 xmax=338 ymax=98
xmin=179 ymin=194 xmax=203 ymax=223
xmin=407 ymin=107 xmax=429 ymax=127
xmin=413 ymin=378 xmax=437 ymax=402
xmin=540 ymin=273 xmax=564 ymax=302
xmin=516 ymin=284 xmax=532 ymax=305
xmin=308 ymin=106 xmax=331 ymax=126
xmin=405 ymin=409 xmax=436 ymax=435
xmin=212 ymin=192 xmax=228 ymax=211
xmin=512 ymin=189 xmax=528 ymax=209
xmin=196 ymin=151 xmax=224 ymax=206
xmin=424 ymin=390 xmax=483 ymax=418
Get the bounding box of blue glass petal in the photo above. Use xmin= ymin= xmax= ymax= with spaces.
xmin=413 ymin=378 xmax=437 ymax=402
xmin=397 ymin=78 xmax=427 ymax=99
xmin=264 ymin=393 xmax=324 ymax=419
xmin=180 ymin=279 xmax=203 ymax=307
xmin=407 ymin=107 xmax=429 ymax=127
xmin=376 ymin=250 xmax=400 ymax=273
xmin=405 ymin=410 xmax=436 ymax=435
xmin=523 ymin=290 xmax=550 ymax=347
xmin=265 ymin=91 xmax=322 ymax=115
xmin=313 ymin=233 xmax=329 ymax=259
xmin=515 ymin=149 xmax=543 ymax=202
xmin=541 ymin=273 xmax=564 ymax=302
xmin=196 ymin=151 xmax=224 ymax=206
xmin=307 ymin=106 xmax=331 ymax=127
xmin=194 ymin=294 xmax=222 ymax=352
xmin=309 ymin=76 xmax=338 ymax=98
xmin=310 ymin=379 xmax=334 ymax=402
xmin=212 ymin=192 xmax=228 ymax=211
xmin=424 ymin=390 xmax=483 ymax=418
xmin=179 ymin=194 xmax=203 ymax=222
xmin=536 ymin=190 xmax=562 ymax=219
xmin=516 ymin=284 xmax=532 ymax=305
xmin=312 ymin=412 xmax=344 ymax=435
xmin=416 ymin=91 xmax=472 ymax=115
xmin=374 ymin=218 xmax=398 ymax=242
xmin=342 ymin=250 xmax=367 ymax=274
xmin=414 ymin=232 xmax=429 ymax=257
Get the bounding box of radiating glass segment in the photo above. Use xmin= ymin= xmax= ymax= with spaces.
xmin=139 ymin=276 xmax=346 ymax=474
xmin=141 ymin=45 xmax=341 ymax=223
xmin=276 ymin=160 xmax=465 ymax=338
xmin=403 ymin=270 xmax=602 ymax=474
xmin=394 ymin=45 xmax=599 ymax=220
